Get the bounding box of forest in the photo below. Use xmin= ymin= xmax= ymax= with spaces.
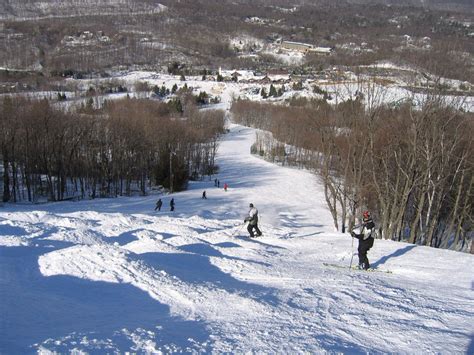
xmin=0 ymin=95 xmax=225 ymax=202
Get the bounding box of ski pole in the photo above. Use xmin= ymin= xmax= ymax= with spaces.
xmin=230 ymin=222 xmax=245 ymax=238
xmin=349 ymin=230 xmax=355 ymax=270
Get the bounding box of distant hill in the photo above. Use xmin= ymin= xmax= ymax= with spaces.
xmin=0 ymin=0 xmax=472 ymax=21
xmin=0 ymin=0 xmax=167 ymax=20
xmin=0 ymin=0 xmax=472 ymax=81
xmin=343 ymin=0 xmax=473 ymax=11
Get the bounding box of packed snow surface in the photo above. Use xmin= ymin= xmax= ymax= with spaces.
xmin=1 ymin=124 xmax=473 ymax=354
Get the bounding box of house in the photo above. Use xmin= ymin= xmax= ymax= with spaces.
xmin=80 ymin=31 xmax=94 ymax=40
xmin=258 ymin=75 xmax=272 ymax=84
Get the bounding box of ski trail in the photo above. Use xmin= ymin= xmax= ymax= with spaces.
xmin=215 ymin=124 xmax=334 ymax=235
xmin=1 ymin=117 xmax=473 ymax=353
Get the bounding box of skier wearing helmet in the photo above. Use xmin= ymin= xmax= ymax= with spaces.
xmin=244 ymin=203 xmax=262 ymax=238
xmin=351 ymin=210 xmax=375 ymax=270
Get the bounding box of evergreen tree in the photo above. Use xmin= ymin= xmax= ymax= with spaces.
xmin=269 ymin=84 xmax=277 ymax=97
xmin=159 ymin=85 xmax=167 ymax=97
xmin=168 ymin=98 xmax=183 ymax=113
xmin=196 ymin=91 xmax=209 ymax=105
xmin=277 ymin=86 xmax=284 ymax=97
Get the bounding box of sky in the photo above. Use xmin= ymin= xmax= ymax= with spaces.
xmin=1 ymin=120 xmax=473 ymax=354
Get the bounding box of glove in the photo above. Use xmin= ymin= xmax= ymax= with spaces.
xmin=350 ymin=231 xmax=356 ymax=238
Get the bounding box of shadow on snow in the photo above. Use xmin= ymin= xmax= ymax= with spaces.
xmin=371 ymin=244 xmax=417 ymax=268
xmin=0 ymin=244 xmax=210 ymax=354
xmin=139 ymin=246 xmax=281 ymax=307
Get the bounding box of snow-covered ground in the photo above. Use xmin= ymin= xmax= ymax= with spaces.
xmin=2 ymin=67 xmax=472 ymax=113
xmin=1 ymin=121 xmax=473 ymax=354
xmin=75 ymin=70 xmax=474 ymax=113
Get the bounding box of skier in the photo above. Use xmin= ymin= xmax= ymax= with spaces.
xmin=351 ymin=210 xmax=375 ymax=270
xmin=202 ymin=190 xmax=207 ymax=199
xmin=170 ymin=198 xmax=175 ymax=211
xmin=154 ymin=198 xmax=162 ymax=211
xmin=244 ymin=203 xmax=262 ymax=238
xmin=224 ymin=183 xmax=228 ymax=191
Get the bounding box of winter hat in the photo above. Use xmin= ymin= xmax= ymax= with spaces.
xmin=363 ymin=210 xmax=370 ymax=218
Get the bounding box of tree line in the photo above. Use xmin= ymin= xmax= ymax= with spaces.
xmin=231 ymin=91 xmax=473 ymax=252
xmin=0 ymin=96 xmax=225 ymax=202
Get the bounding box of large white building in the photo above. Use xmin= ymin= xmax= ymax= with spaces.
xmin=281 ymin=41 xmax=333 ymax=55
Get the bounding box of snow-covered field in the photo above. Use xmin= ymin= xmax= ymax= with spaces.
xmin=2 ymin=66 xmax=473 ymax=114
xmin=1 ymin=122 xmax=473 ymax=354
xmin=79 ymin=70 xmax=474 ymax=113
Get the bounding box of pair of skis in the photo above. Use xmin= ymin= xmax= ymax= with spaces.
xmin=323 ymin=262 xmax=392 ymax=274
xmin=230 ymin=222 xmax=263 ymax=238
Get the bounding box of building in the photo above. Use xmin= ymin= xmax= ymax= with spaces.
xmin=310 ymin=47 xmax=333 ymax=55
xmin=281 ymin=41 xmax=314 ymax=53
xmin=281 ymin=41 xmax=333 ymax=55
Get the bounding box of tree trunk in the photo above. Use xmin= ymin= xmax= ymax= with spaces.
xmin=2 ymin=158 xmax=10 ymax=202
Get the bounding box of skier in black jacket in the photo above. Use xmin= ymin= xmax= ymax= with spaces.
xmin=155 ymin=198 xmax=162 ymax=211
xmin=351 ymin=210 xmax=375 ymax=270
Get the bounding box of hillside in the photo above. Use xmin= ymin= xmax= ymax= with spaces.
xmin=1 ymin=0 xmax=472 ymax=83
xmin=1 ymin=122 xmax=473 ymax=353
xmin=0 ymin=0 xmax=167 ymax=20
xmin=1 ymin=0 xmax=472 ymax=19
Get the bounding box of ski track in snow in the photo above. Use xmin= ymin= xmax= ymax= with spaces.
xmin=1 ymin=124 xmax=473 ymax=354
